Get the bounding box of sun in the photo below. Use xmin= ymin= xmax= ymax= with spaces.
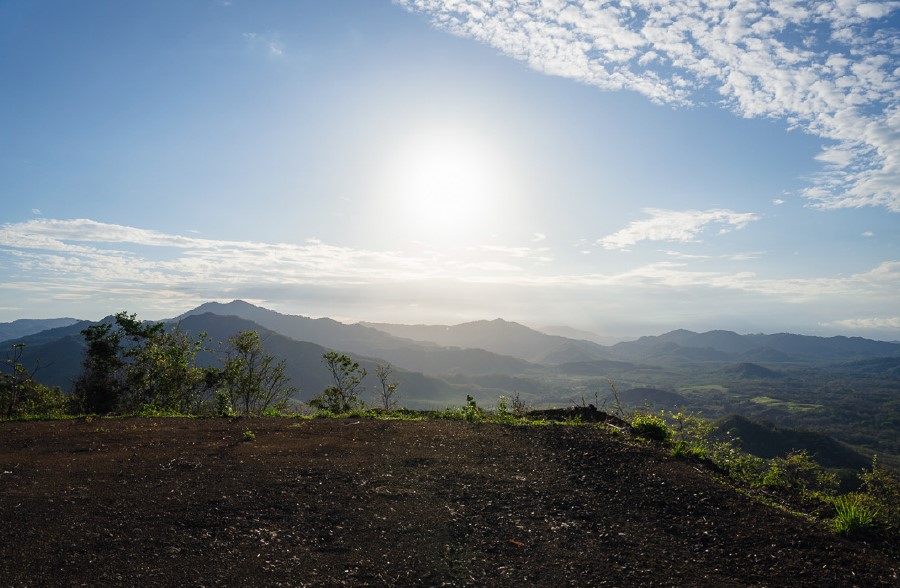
xmin=378 ymin=125 xmax=508 ymax=245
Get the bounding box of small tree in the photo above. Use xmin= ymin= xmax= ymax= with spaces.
xmin=74 ymin=312 xmax=217 ymax=414
xmin=311 ymin=352 xmax=366 ymax=413
xmin=374 ymin=362 xmax=399 ymax=410
xmin=73 ymin=321 xmax=125 ymax=414
xmin=120 ymin=319 xmax=213 ymax=414
xmin=1 ymin=343 xmax=32 ymax=418
xmin=221 ymin=331 xmax=296 ymax=415
xmin=0 ymin=343 xmax=68 ymax=419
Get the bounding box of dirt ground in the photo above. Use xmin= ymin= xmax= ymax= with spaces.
xmin=1 ymin=416 xmax=897 ymax=587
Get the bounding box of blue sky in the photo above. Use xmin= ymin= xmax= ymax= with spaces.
xmin=1 ymin=0 xmax=898 ymax=340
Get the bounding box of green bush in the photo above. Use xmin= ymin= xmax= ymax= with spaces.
xmin=631 ymin=412 xmax=672 ymax=442
xmin=762 ymin=450 xmax=838 ymax=497
xmin=215 ymin=390 xmax=233 ymax=417
xmin=667 ymin=409 xmax=714 ymax=458
xmin=858 ymin=456 xmax=900 ymax=533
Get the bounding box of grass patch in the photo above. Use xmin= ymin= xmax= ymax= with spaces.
xmin=679 ymin=384 xmax=728 ymax=394
xmin=750 ymin=396 xmax=823 ymax=413
xmin=832 ymin=494 xmax=878 ymax=535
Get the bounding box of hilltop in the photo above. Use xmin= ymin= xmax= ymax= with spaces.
xmin=1 ymin=417 xmax=897 ymax=587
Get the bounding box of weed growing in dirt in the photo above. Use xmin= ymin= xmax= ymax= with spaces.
xmin=435 ymin=395 xmax=484 ymax=422
xmin=135 ymin=404 xmax=192 ymax=418
xmin=242 ymin=430 xmax=256 ymax=442
xmin=832 ymin=494 xmax=878 ymax=535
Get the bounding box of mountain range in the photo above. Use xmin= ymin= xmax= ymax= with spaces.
xmin=2 ymin=300 xmax=899 ymax=403
xmin=0 ymin=318 xmax=79 ymax=344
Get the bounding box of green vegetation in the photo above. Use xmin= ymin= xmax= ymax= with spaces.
xmin=220 ymin=331 xmax=296 ymax=416
xmin=73 ymin=312 xmax=219 ymax=415
xmin=616 ymin=406 xmax=899 ymax=537
xmin=832 ymin=494 xmax=878 ymax=535
xmin=857 ymin=456 xmax=900 ymax=534
xmin=1 ymin=343 xmax=70 ymax=419
xmin=761 ymin=450 xmax=838 ymax=497
xmin=13 ymin=311 xmax=302 ymax=418
xmin=631 ymin=412 xmax=672 ymax=442
xmin=310 ymin=352 xmax=367 ymax=413
xmin=241 ymin=429 xmax=256 ymax=442
xmin=750 ymin=395 xmax=823 ymax=413
xmin=374 ymin=362 xmax=399 ymax=410
xmin=668 ymin=409 xmax=715 ymax=459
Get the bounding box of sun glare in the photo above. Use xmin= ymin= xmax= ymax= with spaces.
xmin=378 ymin=126 xmax=508 ymax=246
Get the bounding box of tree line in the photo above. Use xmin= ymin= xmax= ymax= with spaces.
xmin=1 ymin=311 xmax=398 ymax=419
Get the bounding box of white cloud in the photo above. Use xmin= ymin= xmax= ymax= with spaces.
xmin=398 ymin=0 xmax=900 ymax=212
xmin=863 ymin=230 xmax=875 ymax=237
xmin=471 ymin=244 xmax=553 ymax=263
xmin=531 ymin=232 xmax=547 ymax=242
xmin=2 ymin=218 xmax=897 ymax=334
xmin=31 ymin=208 xmax=41 ymax=215
xmin=824 ymin=316 xmax=900 ymax=330
xmin=660 ymin=249 xmax=764 ymax=261
xmin=243 ymin=31 xmax=286 ymax=59
xmin=599 ymin=208 xmax=760 ymax=251
xmin=772 ymin=198 xmax=785 ymax=205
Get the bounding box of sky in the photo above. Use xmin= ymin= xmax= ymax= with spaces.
xmin=1 ymin=0 xmax=898 ymax=341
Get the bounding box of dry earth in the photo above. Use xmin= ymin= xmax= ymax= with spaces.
xmin=1 ymin=416 xmax=898 ymax=587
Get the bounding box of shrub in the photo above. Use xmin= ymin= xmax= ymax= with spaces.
xmin=762 ymin=450 xmax=838 ymax=497
xmin=1 ymin=344 xmax=71 ymax=420
xmin=215 ymin=390 xmax=233 ymax=417
xmin=462 ymin=395 xmax=482 ymax=422
xmin=631 ymin=412 xmax=672 ymax=442
xmin=667 ymin=409 xmax=714 ymax=459
xmin=858 ymin=456 xmax=900 ymax=532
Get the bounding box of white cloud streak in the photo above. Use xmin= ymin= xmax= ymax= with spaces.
xmin=398 ymin=0 xmax=900 ymax=212
xmin=599 ymin=208 xmax=760 ymax=250
xmin=824 ymin=316 xmax=900 ymax=330
xmin=1 ymin=219 xmax=897 ymax=332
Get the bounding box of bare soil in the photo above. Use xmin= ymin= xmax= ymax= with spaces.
xmin=1 ymin=416 xmax=897 ymax=587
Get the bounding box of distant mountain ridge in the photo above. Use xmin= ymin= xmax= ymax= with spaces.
xmin=609 ymin=329 xmax=900 ymax=364
xmin=5 ymin=301 xmax=898 ymax=369
xmin=6 ymin=301 xmax=900 ymax=395
xmin=176 ymin=301 xmax=536 ymax=377
xmin=360 ymin=318 xmax=611 ymax=364
xmin=0 ymin=318 xmax=80 ymax=343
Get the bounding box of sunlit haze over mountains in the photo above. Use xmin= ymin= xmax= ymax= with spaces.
xmin=1 ymin=1 xmax=898 ymax=340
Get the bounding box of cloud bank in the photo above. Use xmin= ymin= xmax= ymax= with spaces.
xmin=398 ymin=0 xmax=900 ymax=211
xmin=1 ymin=218 xmax=898 ymax=336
